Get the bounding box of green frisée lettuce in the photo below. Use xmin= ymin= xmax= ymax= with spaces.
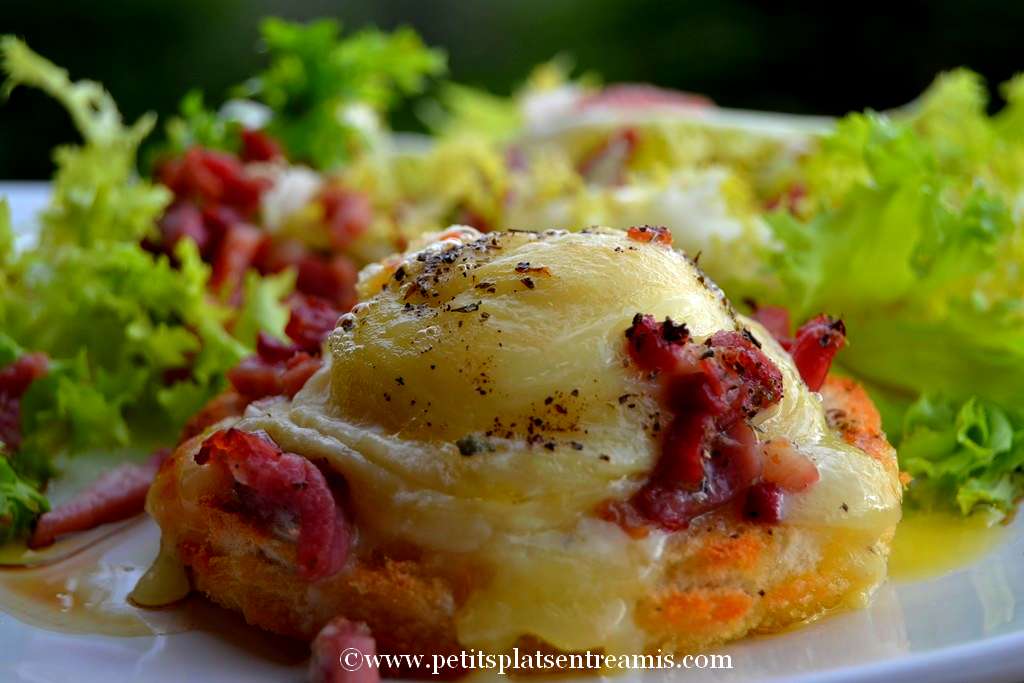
xmin=237 ymin=18 xmax=446 ymax=169
xmin=0 ymin=38 xmax=293 ymax=540
xmin=743 ymin=69 xmax=1024 ymax=517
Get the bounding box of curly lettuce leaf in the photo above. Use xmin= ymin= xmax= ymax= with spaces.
xmin=1 ymin=39 xmax=249 ymax=457
xmin=901 ymin=395 xmax=1024 ymax=518
xmin=738 ymin=70 xmax=1024 ymax=516
xmin=0 ymin=455 xmax=49 ymax=545
xmin=240 ymin=18 xmax=446 ymax=168
xmin=2 ymin=36 xmax=171 ymax=247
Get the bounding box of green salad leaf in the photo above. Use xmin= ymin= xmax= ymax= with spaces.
xmin=239 ymin=18 xmax=447 ymax=169
xmin=0 ymin=38 xmax=273 ymax=540
xmin=0 ymin=454 xmax=50 ymax=545
xmin=739 ymin=69 xmax=1024 ymax=517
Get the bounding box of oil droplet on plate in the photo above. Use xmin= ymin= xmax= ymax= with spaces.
xmin=889 ymin=510 xmax=1007 ymax=581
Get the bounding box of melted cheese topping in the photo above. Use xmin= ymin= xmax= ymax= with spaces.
xmin=237 ymin=227 xmax=900 ymax=654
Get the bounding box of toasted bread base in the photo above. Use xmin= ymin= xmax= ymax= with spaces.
xmin=147 ymin=375 xmax=898 ymax=658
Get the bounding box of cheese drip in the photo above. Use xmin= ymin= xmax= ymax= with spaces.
xmin=238 ymin=227 xmax=900 ymax=654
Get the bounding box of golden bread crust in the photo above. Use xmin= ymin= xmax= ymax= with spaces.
xmin=147 ymin=374 xmax=898 ymax=656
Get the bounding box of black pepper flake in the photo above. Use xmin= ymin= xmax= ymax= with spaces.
xmin=758 ymin=590 xmax=766 ymax=597
xmin=841 ymin=502 xmax=849 ymax=512
xmin=430 ymin=364 xmax=436 ymax=370
xmin=393 ymin=266 xmax=406 ymax=282
xmin=544 ymin=396 xmax=554 ymax=405
xmin=520 ymin=277 xmax=535 ymax=289
xmin=571 ymin=389 xmax=579 ymax=397
xmin=554 ymin=404 xmax=567 ymax=415
xmin=543 ymin=442 xmax=556 ymax=451
xmin=451 ymin=302 xmax=481 ymax=313
xmin=456 ymin=434 xmax=496 ymax=456
xmin=480 ymin=312 xmax=491 ymax=320
xmin=570 ymin=441 xmax=584 ymax=451
xmin=742 ymin=328 xmax=762 ymax=349
xmin=395 ymin=377 xmax=405 ymax=386
xmin=598 ymin=454 xmax=611 ymax=462
xmin=383 ymin=392 xmax=391 ymax=402
xmin=618 ymin=394 xmax=631 ymax=404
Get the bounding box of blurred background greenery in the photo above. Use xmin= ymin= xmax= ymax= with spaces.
xmin=3 ymin=0 xmax=1023 ymax=178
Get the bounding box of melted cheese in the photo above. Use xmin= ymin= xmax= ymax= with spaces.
xmin=237 ymin=227 xmax=900 ymax=654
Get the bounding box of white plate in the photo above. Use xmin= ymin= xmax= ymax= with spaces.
xmin=3 ymin=183 xmax=1024 ymax=683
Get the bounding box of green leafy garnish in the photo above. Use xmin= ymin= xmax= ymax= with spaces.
xmin=738 ymin=69 xmax=1024 ymax=517
xmin=0 ymin=454 xmax=49 ymax=545
xmin=238 ymin=18 xmax=446 ymax=168
xmin=0 ymin=38 xmax=269 ymax=539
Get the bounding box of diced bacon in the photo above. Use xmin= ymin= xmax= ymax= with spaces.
xmin=761 ymin=437 xmax=819 ymax=493
xmin=29 ymin=450 xmax=167 ymax=548
xmin=790 ymin=315 xmax=846 ymax=392
xmin=241 ymin=129 xmax=284 ymax=163
xmin=750 ymin=305 xmax=793 ymax=349
xmin=624 ymin=313 xmax=691 ymax=374
xmin=196 ymin=429 xmax=348 ymax=580
xmin=210 ymin=223 xmax=266 ymax=295
xmin=226 ymin=331 xmax=319 ymax=400
xmin=281 ymin=353 xmax=323 ymax=397
xmin=319 ymin=187 xmax=372 ymax=251
xmin=158 ymin=202 xmax=209 ymax=254
xmin=578 ymin=127 xmax=639 ymax=186
xmin=743 ymin=481 xmax=784 ymax=524
xmin=256 ymin=331 xmax=301 ymax=363
xmin=227 ymin=355 xmax=287 ymax=399
xmin=158 ymin=147 xmax=269 ymax=218
xmin=0 ymin=352 xmax=49 ymax=452
xmin=577 ymin=84 xmax=714 ymax=112
xmin=180 ymin=391 xmax=249 ymax=442
xmin=309 ymin=618 xmax=379 ymax=683
xmin=749 ymin=305 xmax=847 ymax=391
xmin=295 ymin=255 xmax=359 ymax=310
xmin=610 ymin=316 xmax=784 ymax=531
xmin=627 ymin=225 xmax=673 ymax=246
xmin=765 ymin=183 xmax=807 ymax=214
xmin=286 ymin=295 xmax=342 ymax=352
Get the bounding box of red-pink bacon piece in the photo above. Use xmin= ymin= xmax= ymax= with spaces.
xmin=29 ymin=450 xmax=167 ymax=548
xmin=0 ymin=352 xmax=48 ymax=453
xmin=195 ymin=428 xmax=348 ymax=580
xmin=309 ymin=617 xmax=380 ymax=683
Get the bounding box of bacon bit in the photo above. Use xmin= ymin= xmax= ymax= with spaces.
xmin=29 ymin=450 xmax=167 ymax=548
xmin=749 ymin=304 xmax=793 ymax=349
xmin=742 ymin=482 xmax=784 ymax=524
xmin=578 ymin=127 xmax=639 ymax=186
xmin=196 ymin=429 xmax=348 ymax=580
xmin=210 ymin=223 xmax=266 ymax=296
xmin=295 ymin=255 xmax=359 ymax=310
xmin=158 ymin=147 xmax=268 ymax=218
xmin=157 ymin=202 xmax=209 ymax=254
xmin=320 ymin=187 xmax=372 ymax=251
xmin=240 ymin=128 xmax=284 ymax=163
xmin=749 ymin=304 xmax=847 ymax=391
xmin=0 ymin=352 xmax=49 ymax=452
xmin=287 ymin=295 xmax=342 ymax=352
xmin=456 ymin=208 xmax=492 ymax=234
xmin=577 ymin=84 xmax=714 ymax=112
xmin=608 ymin=315 xmax=785 ymax=531
xmin=627 ymin=225 xmax=673 ymax=247
xmin=761 ymin=437 xmax=819 ymax=493
xmin=790 ymin=316 xmax=846 ymax=392
xmin=180 ymin=391 xmax=249 ymax=442
xmin=310 ymin=618 xmax=379 ymax=683
xmin=765 ymin=183 xmax=807 ymax=215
